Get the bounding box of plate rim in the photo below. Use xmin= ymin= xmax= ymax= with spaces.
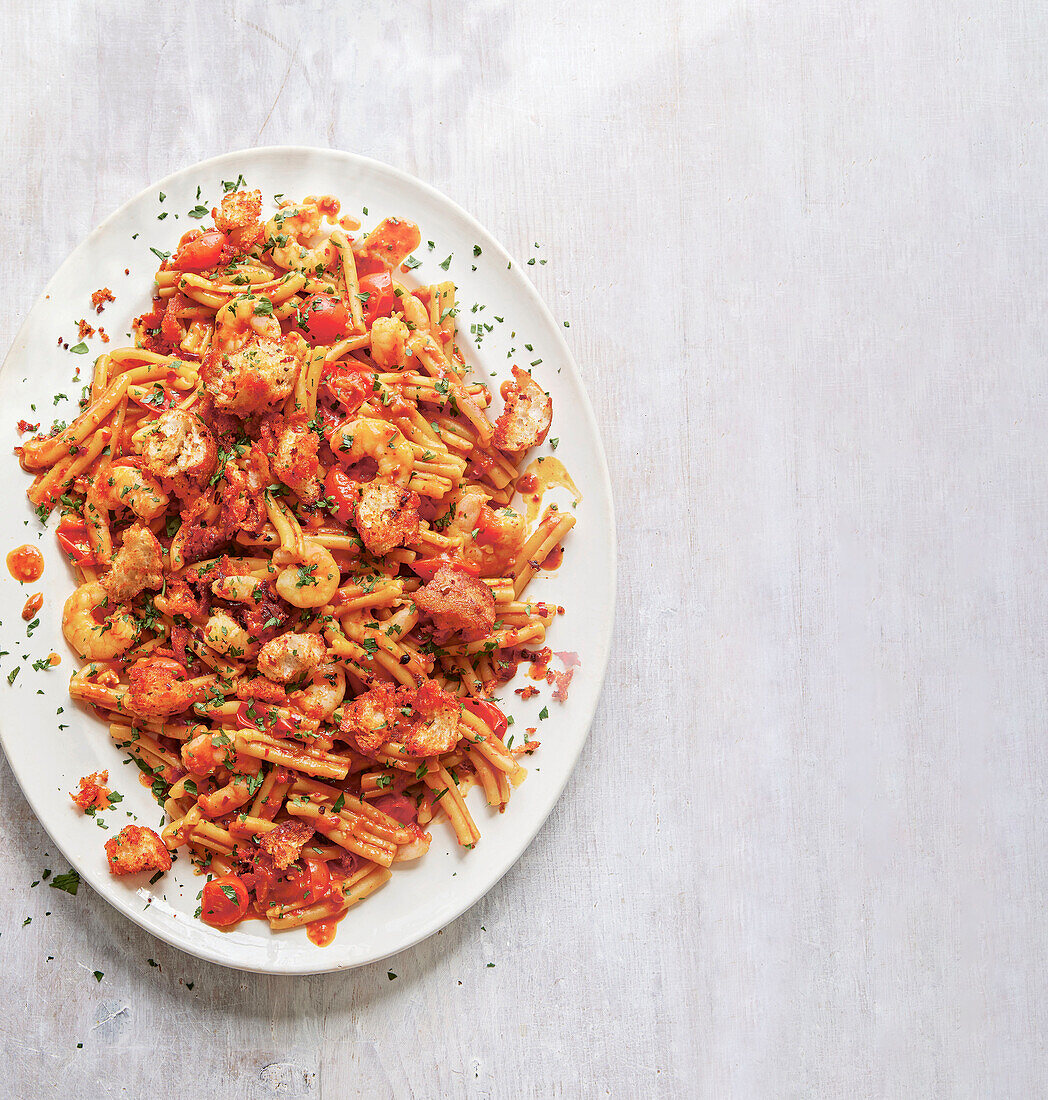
xmin=0 ymin=146 xmax=617 ymax=974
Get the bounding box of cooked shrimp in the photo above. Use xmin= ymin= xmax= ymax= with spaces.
xmin=369 ymin=316 xmax=410 ymax=369
xmin=353 ymin=480 xmax=420 ymax=557
xmin=493 ymin=367 xmax=553 ymax=452
xmin=181 ymin=730 xmax=235 ymax=776
xmin=132 ymin=408 xmax=217 ymax=488
xmin=265 ymin=203 xmax=339 ymax=273
xmin=98 ymin=464 xmax=168 ymax=521
xmin=101 ymin=523 xmax=164 ymax=603
xmin=126 ymin=656 xmax=216 ymax=718
xmin=256 ymin=631 xmax=327 ymax=683
xmin=203 ymin=610 xmax=253 ymax=657
xmin=330 ymin=417 xmax=412 ymax=484
xmin=62 ymin=581 xmax=137 ymax=660
xmin=212 ymin=294 xmax=282 ymax=355
xmin=211 ymin=574 xmax=262 ymax=603
xmin=289 ymin=662 xmax=345 ymax=721
xmin=446 ymin=485 xmax=526 ymax=576
xmin=274 ymin=540 xmax=340 ymax=609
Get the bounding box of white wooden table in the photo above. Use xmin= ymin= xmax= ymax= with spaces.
xmin=2 ymin=1 xmax=1047 ymax=1096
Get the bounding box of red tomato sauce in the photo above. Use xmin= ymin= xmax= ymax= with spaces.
xmin=7 ymin=544 xmax=43 ymax=582
xmin=528 ymin=646 xmax=553 ymax=681
xmin=307 ymin=907 xmax=350 ymax=947
xmin=541 ymin=544 xmax=565 ymax=570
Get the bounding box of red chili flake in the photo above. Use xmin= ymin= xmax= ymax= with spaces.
xmin=16 ymin=420 xmax=40 ymax=434
xmin=77 ymin=319 xmax=95 ymax=339
xmin=514 ymin=684 xmax=540 ymax=700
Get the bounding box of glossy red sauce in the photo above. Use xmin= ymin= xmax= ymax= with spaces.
xmin=7 ymin=544 xmax=43 ymax=582
xmin=314 ymin=194 xmax=341 ymax=221
xmin=21 ymin=592 xmax=43 ymax=620
xmin=541 ymin=544 xmax=565 ymax=570
xmin=307 ymin=907 xmax=350 ymax=947
xmin=528 ymin=646 xmax=553 ymax=681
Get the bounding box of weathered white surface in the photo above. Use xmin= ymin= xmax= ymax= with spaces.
xmin=1 ymin=0 xmax=1046 ymax=1096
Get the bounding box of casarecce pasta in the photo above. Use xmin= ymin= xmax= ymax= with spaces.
xmin=17 ymin=187 xmax=571 ymax=943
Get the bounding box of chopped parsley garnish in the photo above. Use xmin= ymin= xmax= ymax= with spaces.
xmin=49 ymin=870 xmax=80 ymax=895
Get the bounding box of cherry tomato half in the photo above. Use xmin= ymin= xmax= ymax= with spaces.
xmin=357 ymin=271 xmax=396 ymax=324
xmin=472 ymin=504 xmax=505 ymax=547
xmin=55 ymin=516 xmax=94 ymax=567
xmin=372 ymin=793 xmax=418 ymax=826
xmin=324 ymin=468 xmax=358 ymax=526
xmin=294 ymin=293 xmax=351 ymax=346
xmin=462 ymin=698 xmax=509 ymax=741
xmin=201 ymin=874 xmax=250 ymax=927
xmin=267 ymin=858 xmax=331 ymax=908
xmin=171 ymin=229 xmax=228 ymax=271
xmin=233 ymin=701 xmax=304 ymax=737
xmin=318 ymin=362 xmax=371 ymax=416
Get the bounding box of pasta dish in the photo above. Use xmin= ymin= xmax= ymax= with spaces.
xmin=16 ymin=188 xmax=573 ymax=942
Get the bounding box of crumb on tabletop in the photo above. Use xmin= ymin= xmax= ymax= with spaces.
xmin=105 ymin=825 xmax=172 ymax=876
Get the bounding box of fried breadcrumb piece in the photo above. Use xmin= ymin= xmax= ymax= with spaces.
xmin=71 ymin=770 xmax=111 ymax=812
xmin=105 ymin=825 xmax=172 ymax=875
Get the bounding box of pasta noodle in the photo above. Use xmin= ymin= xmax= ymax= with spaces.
xmin=19 ymin=187 xmax=573 ymax=944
